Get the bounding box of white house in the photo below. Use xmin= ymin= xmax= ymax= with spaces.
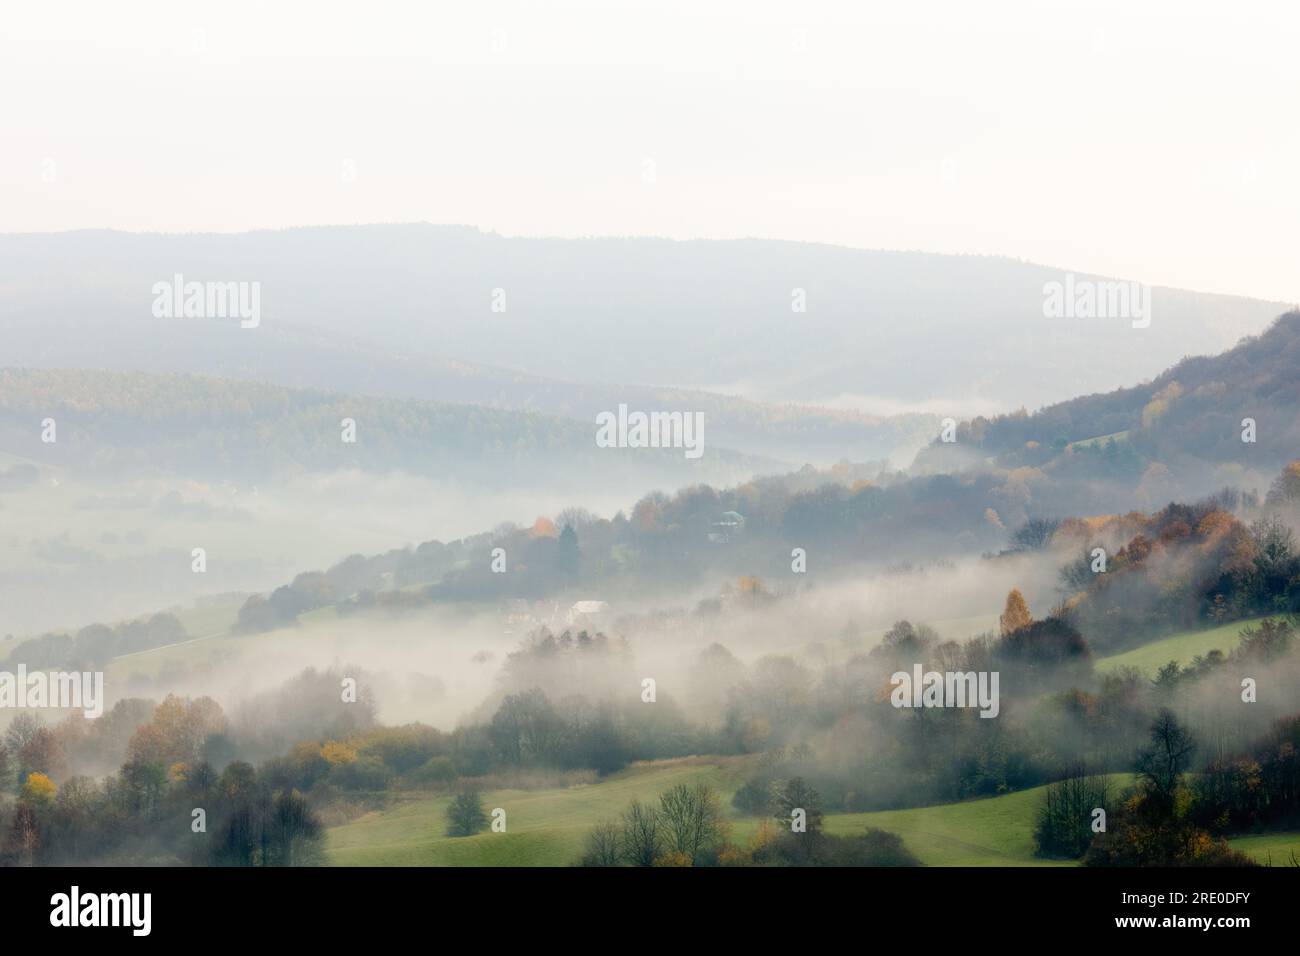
xmin=566 ymin=600 xmax=610 ymax=626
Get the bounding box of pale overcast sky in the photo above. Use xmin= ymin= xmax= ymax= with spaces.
xmin=2 ymin=0 xmax=1297 ymax=301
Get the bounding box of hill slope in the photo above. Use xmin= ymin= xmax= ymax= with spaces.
xmin=326 ymin=759 xmax=1300 ymax=867
xmin=324 ymin=758 xmax=1100 ymax=867
xmin=916 ymin=311 xmax=1300 ymax=499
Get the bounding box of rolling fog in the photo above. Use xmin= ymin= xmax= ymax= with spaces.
xmin=89 ymin=547 xmax=1066 ymax=736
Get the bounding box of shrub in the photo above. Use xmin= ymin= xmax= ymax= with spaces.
xmin=653 ymin=850 xmax=693 ymax=867
xmin=731 ymin=778 xmax=772 ymax=815
xmin=817 ymin=828 xmax=921 ymax=867
xmin=409 ymin=756 xmax=457 ymax=787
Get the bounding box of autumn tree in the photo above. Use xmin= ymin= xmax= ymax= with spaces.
xmin=21 ymin=771 xmax=57 ymax=805
xmin=529 ymin=516 xmax=558 ymax=538
xmin=653 ymin=850 xmax=693 ymax=866
xmin=1000 ymin=588 xmax=1033 ymax=636
xmin=736 ymin=575 xmax=770 ymax=603
xmin=126 ymin=694 xmax=226 ymax=768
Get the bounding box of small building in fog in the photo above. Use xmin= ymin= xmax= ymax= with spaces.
xmin=707 ymin=511 xmax=746 ymax=543
xmin=567 ymin=600 xmax=610 ymax=627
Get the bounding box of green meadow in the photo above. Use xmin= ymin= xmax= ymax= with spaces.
xmin=1225 ymin=832 xmax=1300 ymax=866
xmin=327 ymin=758 xmax=750 ymax=866
xmin=329 ymin=760 xmax=1161 ymax=867
xmin=1094 ymin=619 xmax=1260 ymax=677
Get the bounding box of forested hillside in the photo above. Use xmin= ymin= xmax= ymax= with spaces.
xmin=0 ymin=368 xmax=769 ymax=489
xmin=936 ymin=311 xmax=1300 ymax=468
xmin=915 ymin=312 xmax=1300 ymax=504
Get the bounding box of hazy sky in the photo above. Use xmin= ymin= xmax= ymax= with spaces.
xmin=3 ymin=0 xmax=1297 ymax=302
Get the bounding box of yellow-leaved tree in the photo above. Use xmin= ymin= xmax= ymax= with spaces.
xmin=21 ymin=771 xmax=57 ymax=805
xmin=1000 ymin=588 xmax=1033 ymax=636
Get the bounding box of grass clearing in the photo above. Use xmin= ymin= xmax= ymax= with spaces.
xmin=1095 ymin=619 xmax=1262 ymax=676
xmin=1068 ymin=430 xmax=1130 ymax=450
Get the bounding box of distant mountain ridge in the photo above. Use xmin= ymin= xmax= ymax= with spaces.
xmin=1 ymin=225 xmax=1286 ymax=464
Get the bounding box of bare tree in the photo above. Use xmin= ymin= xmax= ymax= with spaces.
xmin=1011 ymin=517 xmax=1061 ymax=552
xmin=580 ymin=820 xmax=622 ymax=867
xmin=1034 ymin=766 xmax=1111 ymax=858
xmin=658 ymin=783 xmax=727 ymax=864
xmin=619 ymin=798 xmax=662 ymax=867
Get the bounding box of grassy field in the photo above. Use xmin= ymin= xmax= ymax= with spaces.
xmin=2 ymin=594 xmax=245 ymax=669
xmin=1094 ymin=619 xmax=1259 ymax=676
xmin=327 ymin=757 xmax=752 ymax=866
xmin=809 ymin=786 xmax=1094 ymax=867
xmin=326 ymin=759 xmax=1300 ymax=867
xmin=1068 ymin=430 xmax=1130 ymax=450
xmin=104 ymin=597 xmax=254 ymax=681
xmin=170 ymin=600 xmax=243 ymax=640
xmin=325 ymin=758 xmax=1135 ymax=867
xmin=1225 ymin=832 xmax=1300 ymax=866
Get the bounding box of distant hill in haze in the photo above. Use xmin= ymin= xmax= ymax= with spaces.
xmin=0 ymin=367 xmax=774 ymax=492
xmin=1 ymin=225 xmax=1287 ymax=461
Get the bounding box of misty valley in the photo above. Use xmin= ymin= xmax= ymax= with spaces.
xmin=7 ymin=3 xmax=1300 ymax=940
xmin=2 ymin=286 xmax=1299 ymax=874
